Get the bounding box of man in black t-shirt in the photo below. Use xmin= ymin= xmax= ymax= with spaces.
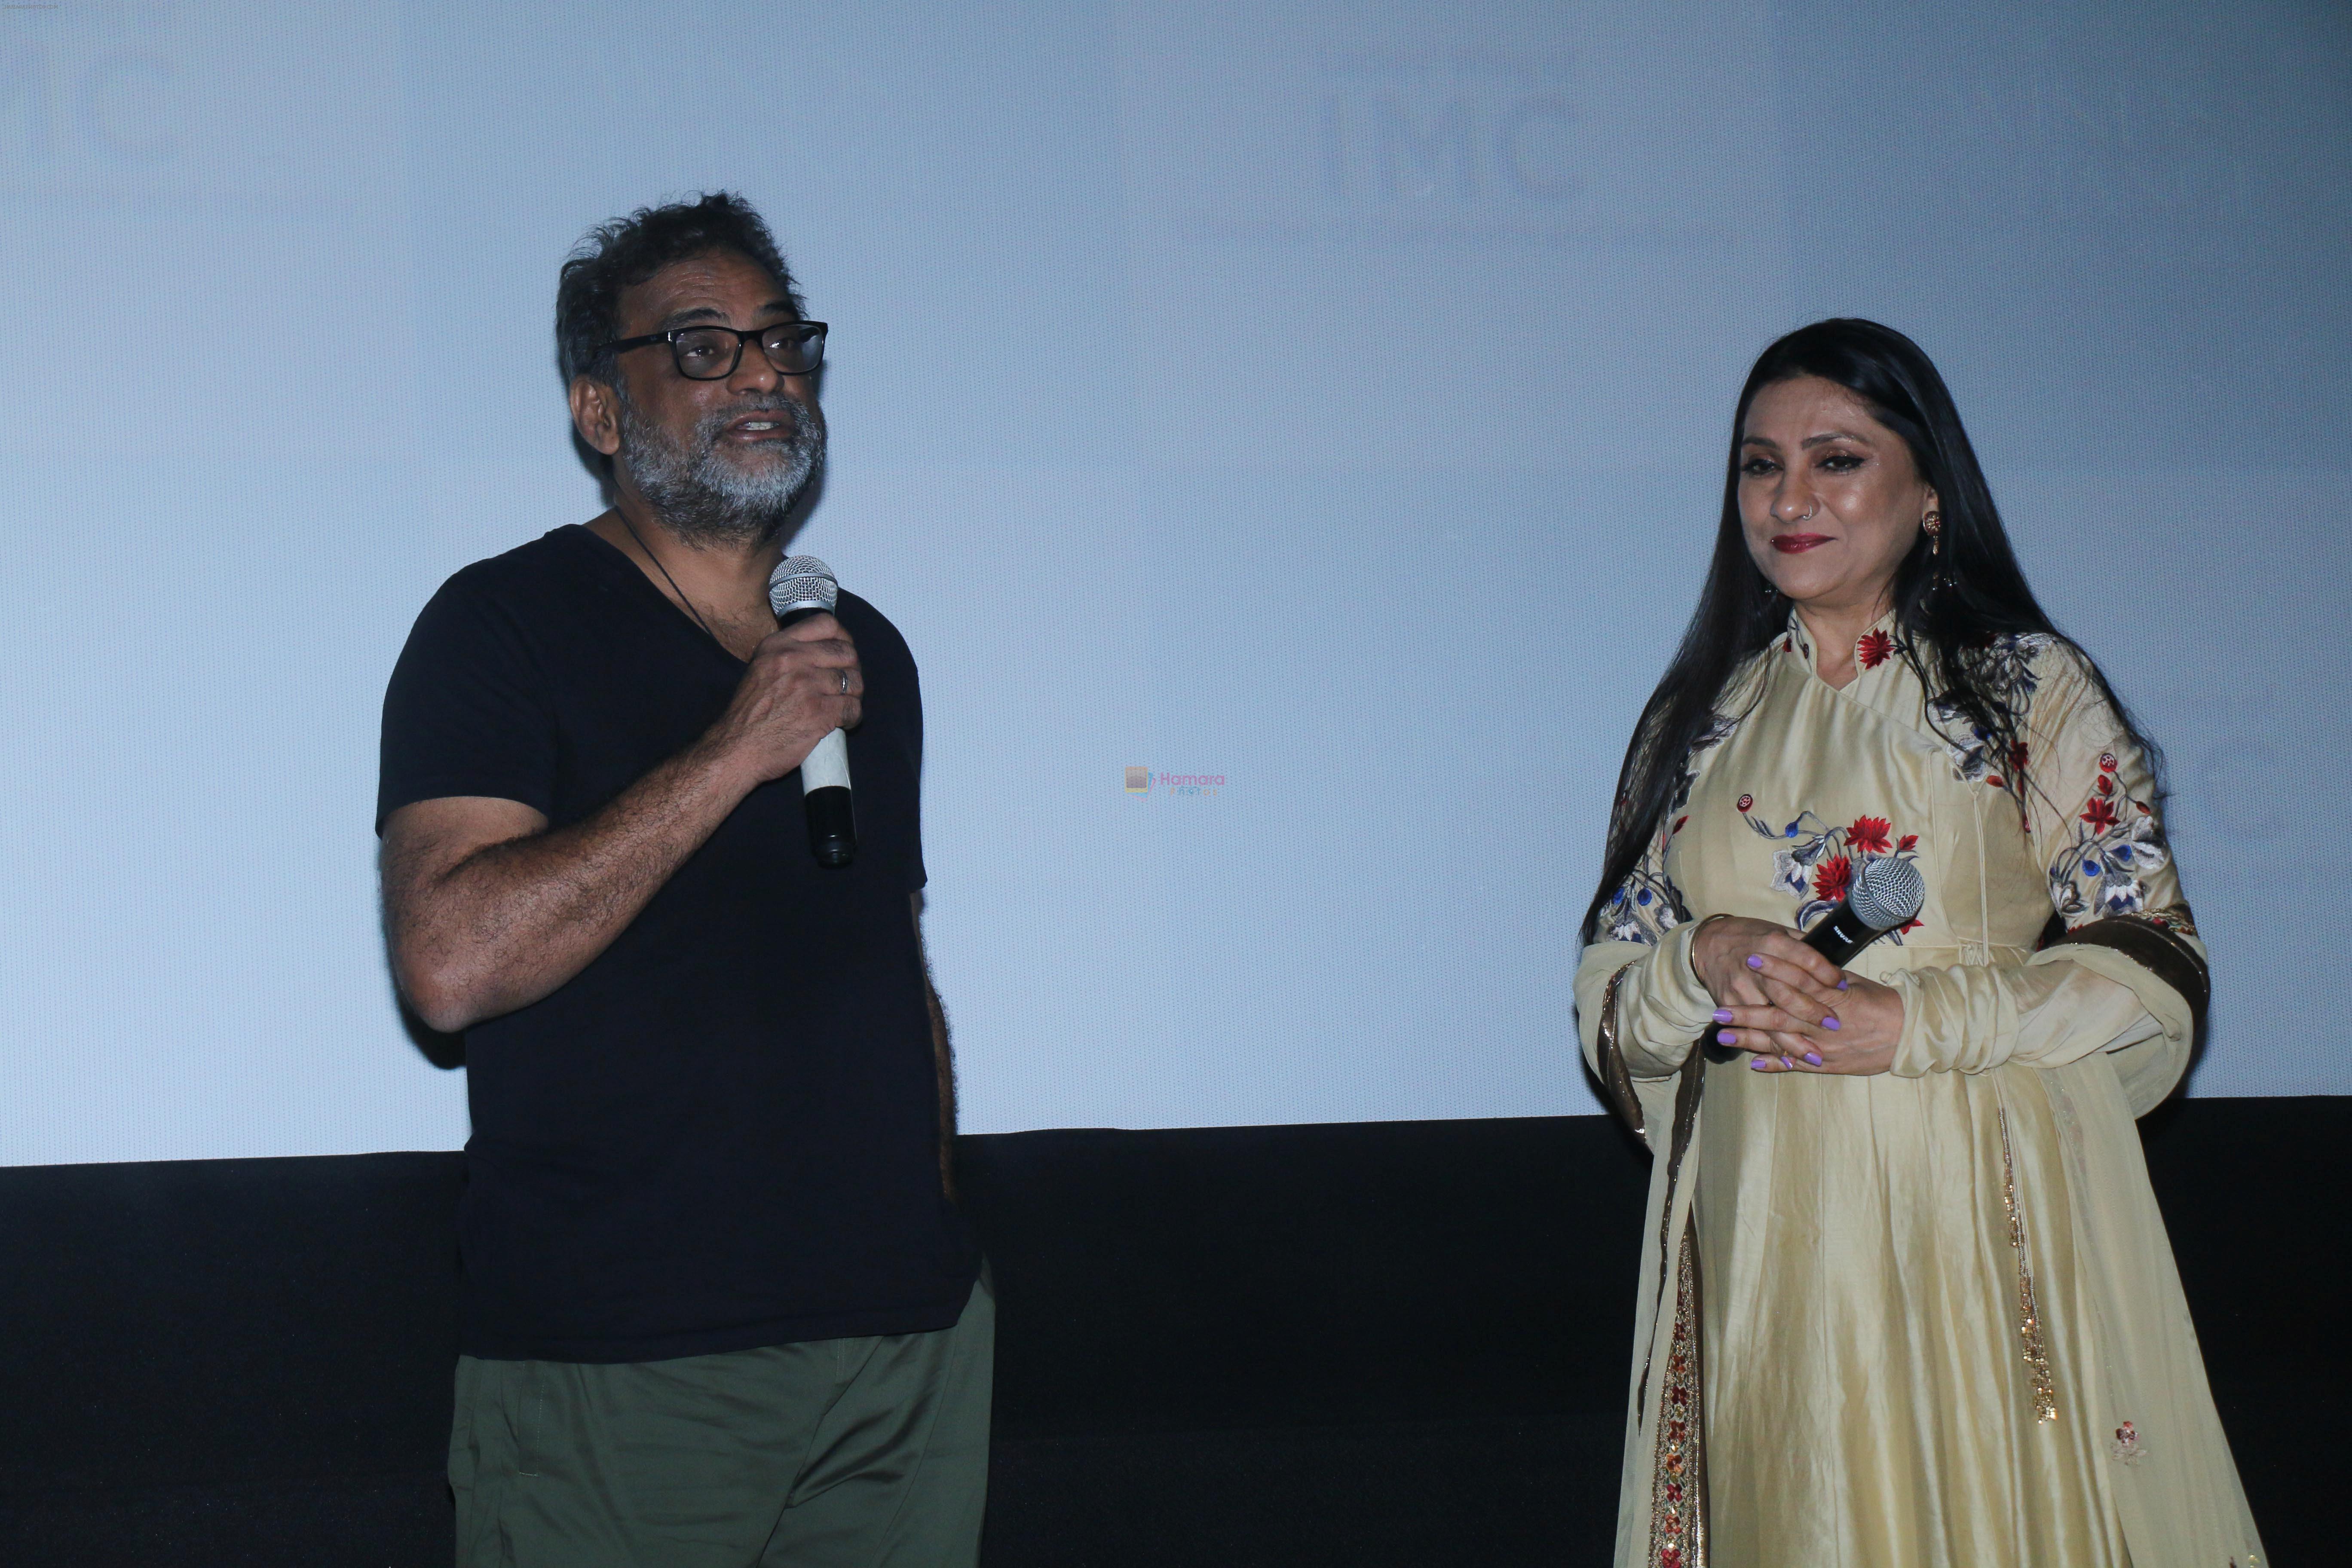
xmin=379 ymin=193 xmax=986 ymax=1567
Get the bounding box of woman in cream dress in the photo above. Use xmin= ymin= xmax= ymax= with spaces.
xmin=1575 ymin=320 xmax=2264 ymax=1568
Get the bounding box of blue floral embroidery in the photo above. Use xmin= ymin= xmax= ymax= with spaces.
xmin=1602 ymin=864 xmax=1686 ymax=946
xmin=1930 ymin=633 xmax=2052 ymax=785
xmin=2048 ymin=750 xmax=2172 ymax=921
xmin=1601 ymin=710 xmax=1741 ymax=946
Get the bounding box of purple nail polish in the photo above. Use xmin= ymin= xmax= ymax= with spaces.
xmin=1717 ymin=1029 xmax=1737 ymax=1044
xmin=1804 ymin=1051 xmax=1823 ymax=1066
xmin=1780 ymin=1054 xmax=1795 ymax=1069
xmin=1749 ymin=1057 xmax=1769 ymax=1070
xmin=1746 ymin=954 xmax=1765 ymax=970
xmin=1837 ymin=977 xmax=1849 ymax=991
xmin=1823 ymin=1016 xmax=1841 ymax=1031
xmin=1712 ymin=1009 xmax=1733 ymax=1024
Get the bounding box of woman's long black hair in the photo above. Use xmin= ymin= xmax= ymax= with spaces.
xmin=1579 ymin=318 xmax=2161 ymax=945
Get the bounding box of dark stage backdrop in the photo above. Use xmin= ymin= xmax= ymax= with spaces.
xmin=0 ymin=1101 xmax=2338 ymax=1565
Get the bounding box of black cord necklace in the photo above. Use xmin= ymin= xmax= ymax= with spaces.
xmin=615 ymin=511 xmax=720 ymax=646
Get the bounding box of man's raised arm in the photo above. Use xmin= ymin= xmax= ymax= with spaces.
xmin=381 ymin=612 xmax=861 ymax=1033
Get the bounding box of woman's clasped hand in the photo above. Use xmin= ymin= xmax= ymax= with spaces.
xmin=1689 ymin=916 xmax=1904 ymax=1074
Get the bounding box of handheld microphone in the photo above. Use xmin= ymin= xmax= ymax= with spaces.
xmin=767 ymin=555 xmax=856 ymax=867
xmin=1699 ymin=855 xmax=1925 ymax=1064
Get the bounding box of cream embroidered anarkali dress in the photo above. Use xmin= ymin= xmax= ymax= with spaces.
xmin=1574 ymin=616 xmax=2266 ymax=1568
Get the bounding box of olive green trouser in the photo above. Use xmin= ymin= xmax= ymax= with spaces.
xmin=450 ymin=1277 xmax=992 ymax=1568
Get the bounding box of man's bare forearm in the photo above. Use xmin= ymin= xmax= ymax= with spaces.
xmin=386 ymin=737 xmax=759 ymax=1031
xmin=386 ymin=610 xmax=862 ymax=1033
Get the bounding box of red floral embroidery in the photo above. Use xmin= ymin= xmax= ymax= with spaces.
xmin=1856 ymin=629 xmax=1895 ymax=669
xmin=1736 ymin=793 xmax=1753 ymax=812
xmin=1672 ymin=815 xmax=1689 ymax=835
xmin=2081 ymin=797 xmax=2120 ymax=831
xmin=1745 ymin=804 xmax=1924 ymax=937
xmin=1981 ymin=746 xmax=2024 ymax=790
xmin=1811 ymin=856 xmax=1853 ymax=901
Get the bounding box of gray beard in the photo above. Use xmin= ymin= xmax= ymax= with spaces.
xmin=613 ymin=382 xmax=826 ymax=547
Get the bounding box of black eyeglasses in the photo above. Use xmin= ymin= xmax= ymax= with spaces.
xmin=602 ymin=321 xmax=828 ymax=380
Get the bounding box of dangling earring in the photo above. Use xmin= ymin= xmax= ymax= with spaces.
xmin=1923 ymin=509 xmax=1947 ymax=596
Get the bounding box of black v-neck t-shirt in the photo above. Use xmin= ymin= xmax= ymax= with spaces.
xmin=378 ymin=524 xmax=978 ymax=1362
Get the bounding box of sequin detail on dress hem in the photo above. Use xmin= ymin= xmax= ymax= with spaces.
xmin=1998 ymin=1107 xmax=2059 ymax=1422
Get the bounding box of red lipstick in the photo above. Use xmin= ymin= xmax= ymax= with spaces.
xmin=1771 ymin=534 xmax=1831 ymax=553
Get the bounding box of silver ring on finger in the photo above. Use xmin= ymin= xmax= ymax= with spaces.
xmin=839 ymin=670 xmax=850 ymax=695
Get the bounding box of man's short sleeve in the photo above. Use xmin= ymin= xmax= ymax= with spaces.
xmin=377 ymin=568 xmax=560 ymax=832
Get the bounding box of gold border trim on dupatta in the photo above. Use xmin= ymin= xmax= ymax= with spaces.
xmin=1635 ymin=1037 xmax=1711 ymax=1565
xmin=1646 ymin=1221 xmax=1707 ymax=1567
xmin=1596 ymin=963 xmax=1645 ymax=1135
xmin=2041 ymin=909 xmax=2208 ymax=1045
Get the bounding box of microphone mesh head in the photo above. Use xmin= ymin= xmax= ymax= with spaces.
xmin=1850 ymin=856 xmax=1927 ymax=932
xmin=768 ymin=555 xmax=837 ymax=616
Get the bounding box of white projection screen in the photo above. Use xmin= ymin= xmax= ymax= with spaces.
xmin=3 ymin=2 xmax=2347 ymax=1165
